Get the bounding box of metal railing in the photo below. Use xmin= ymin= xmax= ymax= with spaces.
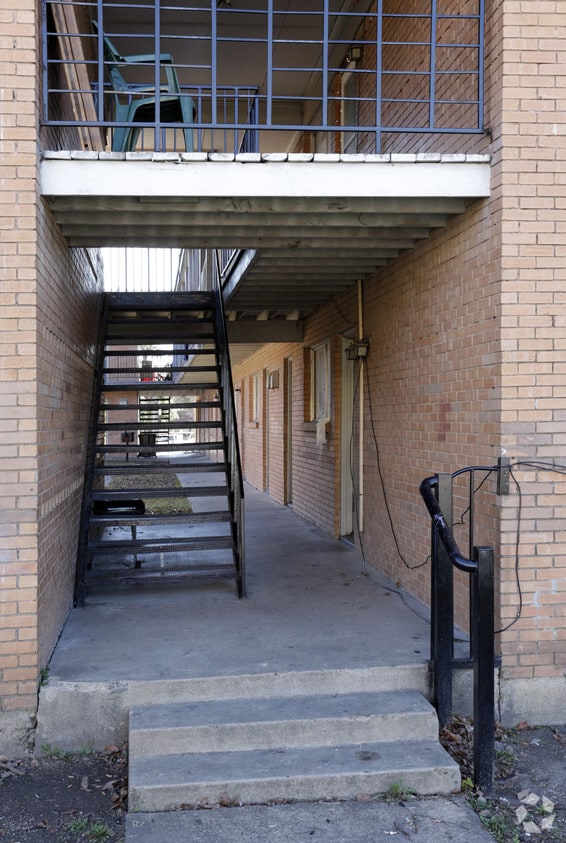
xmin=420 ymin=466 xmax=497 ymax=793
xmin=213 ymin=251 xmax=246 ymax=598
xmin=41 ymin=0 xmax=485 ymax=154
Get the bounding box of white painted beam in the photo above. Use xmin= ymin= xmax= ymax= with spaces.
xmin=41 ymin=157 xmax=490 ymax=200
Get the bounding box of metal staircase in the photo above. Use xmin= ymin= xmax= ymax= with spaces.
xmin=75 ymin=290 xmax=245 ymax=604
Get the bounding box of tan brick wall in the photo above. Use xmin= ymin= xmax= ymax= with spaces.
xmin=0 ymin=0 xmax=101 ymax=725
xmin=496 ymin=1 xmax=566 ymax=687
xmin=233 ymin=196 xmax=499 ymax=618
xmin=233 ymin=1 xmax=566 ymax=710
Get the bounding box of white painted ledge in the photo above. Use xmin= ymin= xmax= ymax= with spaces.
xmin=41 ymin=151 xmax=491 ymax=200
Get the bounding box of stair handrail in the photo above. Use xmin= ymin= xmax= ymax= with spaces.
xmin=213 ymin=251 xmax=245 ymax=597
xmin=419 ymin=471 xmax=496 ymax=793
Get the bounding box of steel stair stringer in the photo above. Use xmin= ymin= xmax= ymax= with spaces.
xmin=75 ymin=291 xmax=245 ymax=604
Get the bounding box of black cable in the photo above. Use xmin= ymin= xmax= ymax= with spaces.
xmin=331 ymin=299 xmax=355 ymax=330
xmin=348 ymin=364 xmax=409 ymax=596
xmin=364 ymin=360 xmax=429 ymax=570
xmin=495 ymin=465 xmax=524 ymax=634
xmin=514 ymin=459 xmax=566 ymax=475
xmin=452 ymin=469 xmax=496 ymax=528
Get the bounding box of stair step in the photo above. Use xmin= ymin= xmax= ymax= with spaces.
xmin=88 ymin=535 xmax=234 ymax=555
xmin=85 ymin=564 xmax=238 ymax=586
xmin=94 ymin=461 xmax=227 ymax=476
xmin=103 ymin=347 xmax=214 ymax=357
xmin=102 ymin=382 xmax=220 ymax=393
xmin=105 ymin=331 xmax=216 ymax=344
xmin=128 ymin=740 xmax=460 ymax=811
xmin=98 ymin=421 xmax=222 ymax=431
xmin=108 ymin=291 xmax=214 ymax=310
xmin=96 ymin=442 xmax=225 ymax=454
xmin=89 ymin=510 xmax=231 ymax=528
xmin=106 ymin=329 xmax=214 ymax=340
xmin=102 ymin=364 xmax=219 ymax=376
xmin=129 ymin=691 xmax=439 ymax=757
xmin=92 ymin=486 xmax=229 ymax=500
xmin=101 ymin=401 xmax=221 ymax=412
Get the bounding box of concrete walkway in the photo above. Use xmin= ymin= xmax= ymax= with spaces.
xmin=48 ymin=482 xmax=432 ymax=684
xmin=42 ymin=476 xmax=493 ymax=842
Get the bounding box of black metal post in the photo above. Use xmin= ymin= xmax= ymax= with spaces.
xmin=472 ymin=545 xmax=495 ymax=793
xmin=431 ymin=473 xmax=454 ymax=727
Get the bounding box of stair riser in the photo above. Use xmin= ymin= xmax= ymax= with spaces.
xmin=130 ymin=767 xmax=461 ymax=812
xmin=130 ymin=711 xmax=439 ymax=756
xmin=126 ymin=666 xmax=430 ymax=705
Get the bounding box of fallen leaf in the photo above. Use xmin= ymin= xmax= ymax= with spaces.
xmin=520 ymin=791 xmax=540 ymax=806
xmin=515 ymin=806 xmax=528 ymax=825
xmin=80 ymin=776 xmax=90 ymax=791
xmin=522 ymin=820 xmax=541 ymax=834
xmin=541 ymin=796 xmax=555 ymax=814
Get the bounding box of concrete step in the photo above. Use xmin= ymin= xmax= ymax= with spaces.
xmin=128 ymin=740 xmax=460 ymax=812
xmin=127 ymin=689 xmax=460 ymax=812
xmin=35 ymin=666 xmax=431 ymax=751
xmin=129 ymin=690 xmax=439 ymax=756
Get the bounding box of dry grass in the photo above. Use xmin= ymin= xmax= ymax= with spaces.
xmin=106 ymin=469 xmax=192 ymax=515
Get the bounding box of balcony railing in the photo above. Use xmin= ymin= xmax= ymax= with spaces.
xmin=41 ymin=0 xmax=485 ymax=155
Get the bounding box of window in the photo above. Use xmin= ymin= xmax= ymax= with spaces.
xmin=311 ymin=342 xmax=330 ymax=420
xmin=249 ymin=372 xmax=260 ymax=422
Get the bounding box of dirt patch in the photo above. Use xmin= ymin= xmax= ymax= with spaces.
xmin=441 ymin=718 xmax=566 ymax=841
xmin=0 ymin=746 xmax=127 ymax=842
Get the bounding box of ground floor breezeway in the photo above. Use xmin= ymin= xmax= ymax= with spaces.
xmin=36 ymin=480 xmax=445 ymax=750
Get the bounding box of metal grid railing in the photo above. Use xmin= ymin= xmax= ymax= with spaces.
xmin=41 ymin=0 xmax=485 ymax=154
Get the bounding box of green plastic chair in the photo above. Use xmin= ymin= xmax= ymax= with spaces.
xmin=93 ymin=22 xmax=194 ymax=152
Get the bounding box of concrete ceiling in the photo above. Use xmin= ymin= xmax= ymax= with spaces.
xmin=42 ymin=151 xmax=490 ymax=324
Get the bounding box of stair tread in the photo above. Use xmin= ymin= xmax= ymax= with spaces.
xmin=89 ymin=536 xmax=234 ymax=553
xmin=92 ymin=486 xmax=229 ymax=498
xmin=98 ymin=421 xmax=222 ymax=430
xmin=102 ymin=382 xmax=220 ymax=392
xmin=90 ymin=511 xmax=230 ymax=527
xmin=130 ymin=690 xmax=435 ymax=733
xmin=94 ymin=462 xmax=227 ymax=475
xmin=108 ymin=292 xmax=213 ymax=309
xmin=96 ymin=442 xmax=225 ymax=453
xmin=85 ymin=565 xmax=238 ymax=585
xmin=101 ymin=401 xmax=221 ymax=411
xmin=128 ymin=740 xmax=460 ymax=795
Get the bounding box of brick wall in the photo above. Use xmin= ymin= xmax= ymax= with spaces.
xmin=495 ymin=1 xmax=566 ymax=704
xmin=232 ymin=1 xmax=566 ymax=722
xmin=0 ymin=0 xmax=101 ymax=746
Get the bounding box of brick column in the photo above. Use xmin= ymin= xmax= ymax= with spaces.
xmin=0 ymin=0 xmax=42 ymax=745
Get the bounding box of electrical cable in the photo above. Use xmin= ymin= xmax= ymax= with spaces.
xmin=363 ymin=360 xmax=428 ymax=570
xmin=348 ymin=363 xmax=408 ymax=596
xmin=494 ymin=465 xmax=524 ymax=634
xmin=331 ymin=299 xmax=356 ymax=330
xmin=452 ymin=469 xmax=496 ymax=528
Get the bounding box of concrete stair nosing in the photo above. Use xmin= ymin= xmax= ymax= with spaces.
xmin=128 ymin=740 xmax=461 ymax=812
xmin=128 ymin=690 xmax=440 ymax=756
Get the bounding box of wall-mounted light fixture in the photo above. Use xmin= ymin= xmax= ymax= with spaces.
xmin=346 ymin=45 xmax=363 ymax=64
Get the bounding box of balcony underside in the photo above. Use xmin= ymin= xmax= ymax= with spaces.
xmin=41 ymin=151 xmax=490 ymax=320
